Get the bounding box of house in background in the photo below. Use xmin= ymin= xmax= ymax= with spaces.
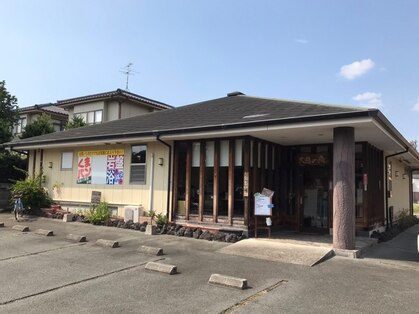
xmin=4 ymin=92 xmax=419 ymax=251
xmin=56 ymin=89 xmax=172 ymax=125
xmin=13 ymin=103 xmax=68 ymax=137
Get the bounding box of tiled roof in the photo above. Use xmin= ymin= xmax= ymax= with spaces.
xmin=56 ymin=89 xmax=172 ymax=110
xmin=19 ymin=104 xmax=68 ymax=116
xmin=7 ymin=94 xmax=372 ymax=147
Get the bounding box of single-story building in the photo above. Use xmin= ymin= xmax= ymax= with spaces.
xmin=4 ymin=92 xmax=419 ymax=250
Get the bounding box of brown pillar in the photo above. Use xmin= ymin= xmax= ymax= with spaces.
xmin=333 ymin=127 xmax=355 ymax=250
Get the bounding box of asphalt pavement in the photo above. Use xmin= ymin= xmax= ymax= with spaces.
xmin=0 ymin=213 xmax=418 ymax=313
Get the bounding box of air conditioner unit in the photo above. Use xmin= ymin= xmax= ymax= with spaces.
xmin=124 ymin=206 xmax=142 ymax=223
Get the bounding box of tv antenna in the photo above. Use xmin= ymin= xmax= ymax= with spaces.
xmin=120 ymin=63 xmax=138 ymax=91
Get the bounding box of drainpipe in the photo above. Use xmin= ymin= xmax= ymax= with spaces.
xmin=384 ymin=148 xmax=408 ymax=229
xmin=156 ymin=134 xmax=172 ymax=221
xmin=149 ymin=153 xmax=154 ymax=214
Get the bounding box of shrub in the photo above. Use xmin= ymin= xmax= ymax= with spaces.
xmin=10 ymin=174 xmax=52 ymax=212
xmin=396 ymin=209 xmax=418 ymax=230
xmin=155 ymin=213 xmax=168 ymax=227
xmin=86 ymin=202 xmax=111 ymax=225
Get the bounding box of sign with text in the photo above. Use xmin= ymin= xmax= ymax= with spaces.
xmin=77 ymin=150 xmax=124 ymax=185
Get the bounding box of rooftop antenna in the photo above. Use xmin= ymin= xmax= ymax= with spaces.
xmin=120 ymin=63 xmax=138 ymax=91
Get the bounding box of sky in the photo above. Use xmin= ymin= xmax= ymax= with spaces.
xmin=1 ymin=1 xmax=419 ymax=141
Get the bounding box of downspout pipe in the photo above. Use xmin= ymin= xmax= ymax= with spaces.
xmin=384 ymin=148 xmax=409 ymax=229
xmin=156 ymin=134 xmax=172 ymax=221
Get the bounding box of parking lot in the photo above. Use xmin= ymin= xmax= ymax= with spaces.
xmin=0 ymin=213 xmax=418 ymax=313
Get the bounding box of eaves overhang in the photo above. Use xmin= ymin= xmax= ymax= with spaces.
xmin=3 ymin=110 xmax=377 ymax=150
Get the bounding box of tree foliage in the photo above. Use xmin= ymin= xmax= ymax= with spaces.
xmin=65 ymin=115 xmax=86 ymax=129
xmin=20 ymin=113 xmax=55 ymax=139
xmin=0 ymin=151 xmax=26 ymax=183
xmin=10 ymin=174 xmax=52 ymax=211
xmin=0 ymin=80 xmax=19 ymax=144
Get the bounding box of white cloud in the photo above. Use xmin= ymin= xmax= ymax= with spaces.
xmin=412 ymin=100 xmax=419 ymax=111
xmin=294 ymin=38 xmax=308 ymax=44
xmin=353 ymin=92 xmax=383 ymax=108
xmin=340 ymin=59 xmax=375 ymax=80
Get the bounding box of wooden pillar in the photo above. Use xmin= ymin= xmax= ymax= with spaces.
xmin=333 ymin=127 xmax=355 ymax=250
xmin=213 ymin=141 xmax=220 ymax=222
xmin=172 ymin=144 xmax=179 ymax=215
xmin=185 ymin=143 xmax=192 ymax=220
xmin=199 ymin=142 xmax=205 ymax=222
xmin=228 ymin=140 xmax=235 ymax=225
xmin=243 ymin=139 xmax=250 ymax=226
xmin=260 ymin=142 xmax=266 ymax=189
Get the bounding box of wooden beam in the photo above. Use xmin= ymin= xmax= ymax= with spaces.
xmin=228 ymin=139 xmax=235 ymax=225
xmin=213 ymin=140 xmax=220 ymax=222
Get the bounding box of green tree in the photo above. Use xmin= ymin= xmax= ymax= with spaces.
xmin=0 ymin=80 xmax=19 ymax=144
xmin=20 ymin=113 xmax=54 ymax=139
xmin=65 ymin=115 xmax=86 ymax=129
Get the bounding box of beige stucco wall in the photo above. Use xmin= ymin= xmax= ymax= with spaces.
xmin=73 ymin=101 xmax=105 ymax=114
xmin=120 ymin=102 xmax=152 ymax=119
xmin=30 ymin=141 xmax=172 ymax=216
xmin=106 ymin=100 xmax=154 ymax=121
xmin=387 ymin=157 xmax=410 ymax=219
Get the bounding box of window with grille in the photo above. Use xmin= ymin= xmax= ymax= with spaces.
xmin=130 ymin=145 xmax=147 ymax=184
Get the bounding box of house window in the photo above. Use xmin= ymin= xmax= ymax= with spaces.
xmin=14 ymin=117 xmax=27 ymax=134
xmin=61 ymin=152 xmax=73 ymax=170
xmin=130 ymin=145 xmax=147 ymax=184
xmin=75 ymin=110 xmax=103 ymax=125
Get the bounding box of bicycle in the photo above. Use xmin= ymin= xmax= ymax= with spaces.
xmin=13 ymin=195 xmax=25 ymax=221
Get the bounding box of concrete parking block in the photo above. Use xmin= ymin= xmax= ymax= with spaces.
xmin=145 ymin=261 xmax=177 ymax=275
xmin=66 ymin=234 xmax=87 ymax=242
xmin=138 ymin=245 xmax=163 ymax=256
xmin=96 ymin=239 xmax=119 ymax=248
xmin=0 ymin=222 xmax=4 ymax=227
xmin=209 ymin=274 xmax=248 ymax=290
xmin=34 ymin=229 xmax=54 ymax=236
xmin=12 ymin=225 xmax=29 ymax=232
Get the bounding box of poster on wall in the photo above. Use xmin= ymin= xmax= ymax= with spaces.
xmin=77 ymin=150 xmax=124 ymax=185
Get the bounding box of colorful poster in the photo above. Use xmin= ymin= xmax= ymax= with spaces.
xmin=77 ymin=156 xmax=92 ymax=184
xmin=106 ymin=155 xmax=124 ymax=185
xmin=77 ymin=150 xmax=124 ymax=185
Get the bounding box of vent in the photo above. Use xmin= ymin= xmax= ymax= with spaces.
xmin=227 ymin=91 xmax=245 ymax=97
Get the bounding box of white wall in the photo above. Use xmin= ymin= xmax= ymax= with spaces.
xmin=32 ymin=141 xmax=172 ymax=216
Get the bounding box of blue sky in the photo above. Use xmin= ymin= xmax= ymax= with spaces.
xmin=1 ymin=1 xmax=419 ymax=141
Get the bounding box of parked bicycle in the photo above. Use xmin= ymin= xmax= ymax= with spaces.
xmin=13 ymin=194 xmax=25 ymax=221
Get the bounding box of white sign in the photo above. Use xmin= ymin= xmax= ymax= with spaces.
xmin=254 ymin=194 xmax=272 ymax=216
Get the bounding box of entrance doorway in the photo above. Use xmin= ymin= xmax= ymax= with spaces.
xmin=299 ymin=167 xmax=330 ymax=232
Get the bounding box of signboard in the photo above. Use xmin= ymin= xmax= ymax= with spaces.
xmin=254 ymin=195 xmax=272 ymax=216
xmin=91 ymin=191 xmax=101 ymax=204
xmin=77 ymin=150 xmax=124 ymax=185
xmin=243 ymin=171 xmax=249 ymax=197
xmin=297 ymin=153 xmax=328 ymax=166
